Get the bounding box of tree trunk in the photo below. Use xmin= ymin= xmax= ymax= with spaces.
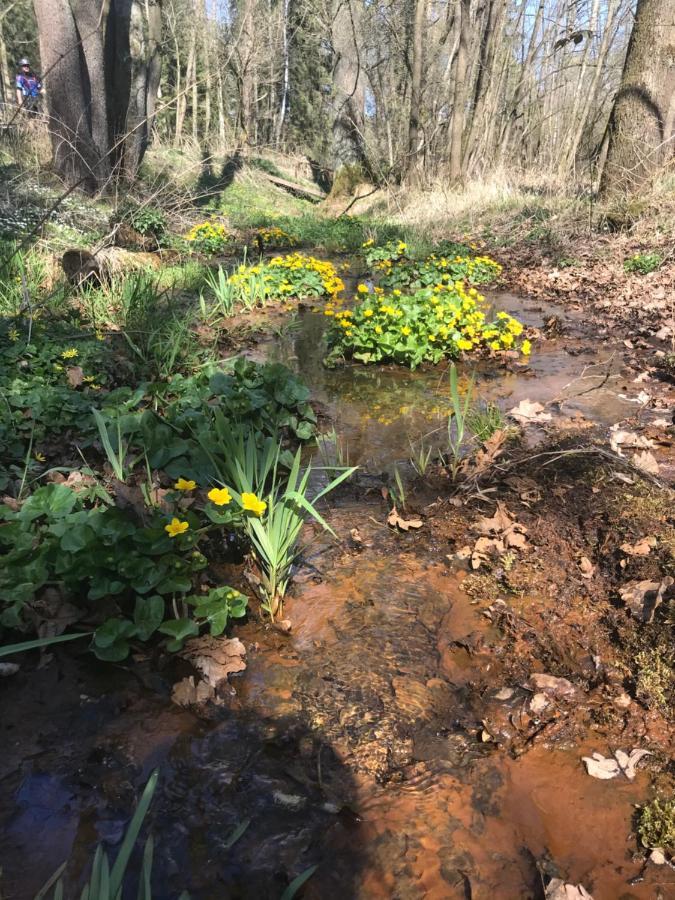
xmin=449 ymin=0 xmax=469 ymax=182
xmin=600 ymin=0 xmax=675 ymax=198
xmin=106 ymin=0 xmax=162 ymax=180
xmin=0 ymin=1 xmax=16 ymax=109
xmin=33 ymin=0 xmax=108 ymax=191
xmin=406 ymin=0 xmax=426 ymax=182
xmin=33 ymin=0 xmax=162 ymax=191
xmin=331 ymin=0 xmax=367 ymax=180
xmin=562 ymin=0 xmax=621 ymax=175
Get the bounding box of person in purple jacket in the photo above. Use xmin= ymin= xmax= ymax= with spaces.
xmin=15 ymin=58 xmax=43 ymax=113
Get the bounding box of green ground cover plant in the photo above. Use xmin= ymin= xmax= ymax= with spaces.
xmin=0 ymin=479 xmax=251 ymax=659
xmin=325 ymin=282 xmax=529 ymax=369
xmin=623 ymin=252 xmax=662 ymax=275
xmin=226 ymin=252 xmax=345 ymax=305
xmin=0 ymin=293 xmax=326 ymax=650
xmin=372 ymin=244 xmax=503 ymax=292
xmin=185 ymin=219 xmax=231 ymax=255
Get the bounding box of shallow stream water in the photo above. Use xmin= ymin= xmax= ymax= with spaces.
xmin=0 ymin=287 xmax=668 ymax=899
xmin=249 ymin=290 xmax=641 ymax=470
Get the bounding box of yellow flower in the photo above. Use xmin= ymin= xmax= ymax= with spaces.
xmin=490 ymin=340 xmax=501 ymax=351
xmin=521 ymin=339 xmax=532 ymax=355
xmin=357 ymin=284 xmax=369 ymax=294
xmin=324 ymin=309 xmax=334 ymax=316
xmin=457 ymin=338 xmax=473 ymax=350
xmin=174 ymin=477 xmax=196 ymax=491
xmin=401 ymin=326 xmax=411 ymax=336
xmin=165 ymin=518 xmax=189 ymax=538
xmin=61 ymin=348 xmax=78 ymax=359
xmin=208 ymin=486 xmax=232 ymax=506
xmin=375 ymin=325 xmax=383 ymax=334
xmin=501 ymin=332 xmax=514 ymax=347
xmin=34 ymin=452 xmax=45 ymax=462
xmin=241 ymin=492 xmax=267 ymax=516
xmin=8 ymin=328 xmax=19 ymax=341
xmin=363 ymin=309 xmax=374 ymax=317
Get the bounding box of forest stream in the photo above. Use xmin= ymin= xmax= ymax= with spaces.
xmin=1 ymin=283 xmax=673 ymax=900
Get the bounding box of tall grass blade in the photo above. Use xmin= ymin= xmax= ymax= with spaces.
xmin=109 ymin=770 xmax=159 ymax=895
xmin=0 ymin=632 xmax=89 ymax=659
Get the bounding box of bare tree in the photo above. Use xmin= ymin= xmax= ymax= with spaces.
xmin=331 ymin=0 xmax=367 ymax=180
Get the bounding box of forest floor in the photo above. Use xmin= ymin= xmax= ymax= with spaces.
xmin=0 ymin=152 xmax=674 ymax=900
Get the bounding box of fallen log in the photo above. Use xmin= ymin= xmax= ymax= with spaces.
xmin=61 ymin=247 xmax=161 ymax=287
xmin=261 ymin=172 xmax=326 ymax=201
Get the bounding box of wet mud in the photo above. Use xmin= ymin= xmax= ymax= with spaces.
xmin=1 ymin=283 xmax=674 ymax=899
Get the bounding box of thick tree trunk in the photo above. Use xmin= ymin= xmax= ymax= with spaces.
xmin=331 ymin=0 xmax=367 ymax=179
xmin=600 ymin=0 xmax=675 ymax=198
xmin=33 ymin=0 xmax=108 ymax=191
xmin=33 ymin=0 xmax=162 ymax=191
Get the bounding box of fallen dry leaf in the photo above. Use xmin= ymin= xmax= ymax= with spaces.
xmin=619 ymin=577 xmax=673 ymax=623
xmin=66 ymin=365 xmax=84 ymax=387
xmin=619 ymin=536 xmax=656 ymax=557
xmin=475 ymin=501 xmax=528 ymax=551
xmin=526 ymin=673 xmax=576 ymax=698
xmin=582 ymin=751 xmax=621 ymax=780
xmin=508 ymin=398 xmax=552 ymax=425
xmin=614 ymin=748 xmax=651 ymax=780
xmin=494 ymin=687 xmax=515 ymax=701
xmin=387 ymin=506 xmax=423 ymax=531
xmin=609 ymin=427 xmax=655 ymax=456
xmin=172 ymin=676 xmax=221 ymax=707
xmin=0 ymin=662 xmax=20 ymax=677
xmin=529 ymin=692 xmax=549 ymax=714
xmin=579 ymin=556 xmax=594 ymax=578
xmin=471 ymin=535 xmax=504 ymax=568
xmin=463 ymin=429 xmax=507 ymax=476
xmin=178 ymin=635 xmax=246 ymax=687
xmin=545 ymin=879 xmax=594 ymax=900
xmin=633 ymin=450 xmax=660 ymax=475
xmin=582 ymin=748 xmax=651 ymax=781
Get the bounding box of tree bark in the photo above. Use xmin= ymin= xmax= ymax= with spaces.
xmin=33 ymin=0 xmax=162 ymax=191
xmin=106 ymin=0 xmax=162 ymax=179
xmin=449 ymin=0 xmax=469 ymax=182
xmin=600 ymin=0 xmax=675 ymax=197
xmin=331 ymin=0 xmax=367 ymax=177
xmin=406 ymin=0 xmax=426 ymax=182
xmin=33 ymin=0 xmax=108 ymax=191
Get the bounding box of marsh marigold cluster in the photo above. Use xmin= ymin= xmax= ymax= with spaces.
xmin=185 ymin=220 xmax=231 ymax=255
xmin=229 ymin=253 xmax=344 ymax=303
xmin=326 ymin=282 xmax=529 ymax=370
